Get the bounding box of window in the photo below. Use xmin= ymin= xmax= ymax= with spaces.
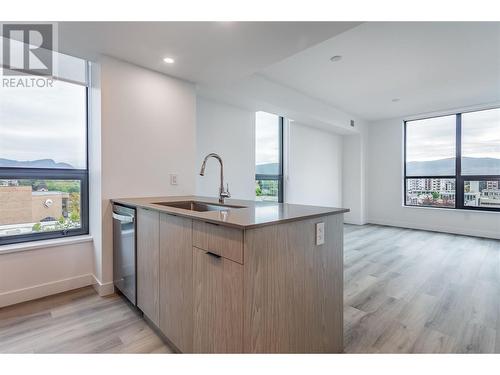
xmin=255 ymin=112 xmax=284 ymax=202
xmin=404 ymin=107 xmax=500 ymax=211
xmin=0 ymin=66 xmax=89 ymax=245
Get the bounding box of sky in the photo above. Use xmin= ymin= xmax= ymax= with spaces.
xmin=255 ymin=111 xmax=280 ymax=165
xmin=406 ymin=108 xmax=500 ymax=162
xmin=0 ymin=79 xmax=87 ymax=169
xmin=462 ymin=108 xmax=500 ymax=159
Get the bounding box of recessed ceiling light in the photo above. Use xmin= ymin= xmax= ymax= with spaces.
xmin=330 ymin=55 xmax=342 ymax=63
xmin=163 ymin=57 xmax=175 ymax=64
xmin=391 ymin=98 xmax=400 ymax=102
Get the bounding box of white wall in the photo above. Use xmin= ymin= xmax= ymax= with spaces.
xmin=198 ymin=74 xmax=366 ymax=135
xmin=286 ymin=122 xmax=343 ymax=207
xmin=0 ymin=62 xmax=99 ymax=307
xmin=195 ymin=100 xmax=356 ymax=212
xmin=366 ymin=117 xmax=500 ymax=239
xmin=89 ymin=61 xmax=103 ymax=287
xmin=195 ymin=97 xmax=255 ymax=200
xmin=342 ymin=132 xmax=367 ymax=225
xmin=98 ymin=57 xmax=197 ymax=286
xmin=0 ymin=239 xmax=93 ymax=308
xmin=0 ymin=58 xmax=198 ymax=307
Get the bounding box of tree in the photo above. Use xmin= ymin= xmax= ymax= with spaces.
xmin=70 ymin=211 xmax=80 ymax=223
xmin=69 ymin=193 xmax=80 ymax=216
xmin=431 ymin=191 xmax=440 ymax=200
xmin=255 ymin=182 xmax=262 ymax=196
xmin=32 ymin=223 xmax=42 ymax=232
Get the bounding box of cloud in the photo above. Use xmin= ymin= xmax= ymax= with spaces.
xmin=407 ymin=108 xmax=500 ymax=161
xmin=256 ymin=111 xmax=280 ymax=165
xmin=0 ymin=79 xmax=86 ymax=169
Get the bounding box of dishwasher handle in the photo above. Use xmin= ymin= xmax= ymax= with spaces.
xmin=112 ymin=212 xmax=135 ymax=223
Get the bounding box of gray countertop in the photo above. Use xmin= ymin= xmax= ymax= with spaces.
xmin=111 ymin=196 xmax=349 ymax=229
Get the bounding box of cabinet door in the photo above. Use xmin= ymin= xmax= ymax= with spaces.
xmin=193 ymin=247 xmax=243 ymax=353
xmin=136 ymin=208 xmax=160 ymax=326
xmin=159 ymin=214 xmax=193 ymax=352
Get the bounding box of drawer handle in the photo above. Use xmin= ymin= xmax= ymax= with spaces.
xmin=205 ymin=251 xmax=221 ymax=259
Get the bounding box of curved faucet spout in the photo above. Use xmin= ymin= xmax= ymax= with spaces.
xmin=199 ymin=153 xmax=231 ymax=203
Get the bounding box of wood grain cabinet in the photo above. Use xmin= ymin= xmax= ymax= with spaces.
xmin=136 ymin=208 xmax=160 ymax=326
xmin=159 ymin=213 xmax=194 ymax=352
xmin=243 ymin=215 xmax=344 ymax=353
xmin=193 ymin=247 xmax=243 ymax=353
xmin=135 ymin=210 xmax=343 ymax=353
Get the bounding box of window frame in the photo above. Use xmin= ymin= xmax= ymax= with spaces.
xmin=255 ymin=115 xmax=284 ymax=203
xmin=0 ymin=79 xmax=90 ymax=246
xmin=404 ymin=108 xmax=500 ymax=212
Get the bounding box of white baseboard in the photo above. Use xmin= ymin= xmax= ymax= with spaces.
xmin=91 ymin=275 xmax=115 ymax=296
xmin=344 ymin=219 xmax=367 ymax=225
xmin=0 ymin=274 xmax=94 ymax=308
xmin=367 ymin=217 xmax=500 ymax=240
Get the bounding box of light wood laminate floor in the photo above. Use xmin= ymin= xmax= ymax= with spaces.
xmin=0 ymin=287 xmax=171 ymax=353
xmin=1 ymin=224 xmax=499 ymax=353
xmin=344 ymin=224 xmax=500 ymax=353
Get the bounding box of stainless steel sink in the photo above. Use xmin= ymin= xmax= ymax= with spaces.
xmin=152 ymin=200 xmax=246 ymax=212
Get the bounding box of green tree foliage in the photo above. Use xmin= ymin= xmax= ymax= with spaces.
xmin=17 ymin=180 xmax=80 ymax=193
xmin=69 ymin=193 xmax=80 ymax=215
xmin=70 ymin=211 xmax=80 ymax=223
xmin=256 ymin=183 xmax=262 ymax=196
xmin=46 ymin=180 xmax=80 ymax=193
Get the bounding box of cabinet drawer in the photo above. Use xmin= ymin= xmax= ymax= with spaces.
xmin=192 ymin=220 xmax=243 ymax=264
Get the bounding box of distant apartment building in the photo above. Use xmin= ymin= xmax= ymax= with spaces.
xmin=464 ymin=180 xmax=500 ymax=207
xmin=0 ymin=186 xmax=69 ymax=226
xmin=406 ymin=178 xmax=457 ymax=207
xmin=407 ymin=178 xmax=456 ymax=193
xmin=486 ymin=181 xmax=499 ymax=190
xmin=480 ymin=188 xmax=500 ymax=207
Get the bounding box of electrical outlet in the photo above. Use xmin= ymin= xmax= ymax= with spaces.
xmin=316 ymin=222 xmax=325 ymax=245
xmin=170 ymin=174 xmax=178 ymax=185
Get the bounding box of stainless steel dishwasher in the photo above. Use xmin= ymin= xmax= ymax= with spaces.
xmin=112 ymin=203 xmax=136 ymax=305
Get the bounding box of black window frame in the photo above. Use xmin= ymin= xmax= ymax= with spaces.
xmin=404 ymin=108 xmax=500 ymax=212
xmin=0 ymin=80 xmax=90 ymax=246
xmin=255 ymin=115 xmax=284 ymax=203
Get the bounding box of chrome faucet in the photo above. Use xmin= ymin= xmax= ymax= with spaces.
xmin=199 ymin=153 xmax=231 ymax=203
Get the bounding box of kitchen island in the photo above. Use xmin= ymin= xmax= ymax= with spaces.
xmin=112 ymin=196 xmax=348 ymax=353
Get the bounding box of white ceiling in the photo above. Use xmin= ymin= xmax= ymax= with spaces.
xmin=260 ymin=22 xmax=500 ymax=121
xmin=56 ymin=22 xmax=500 ymax=123
xmin=57 ymin=22 xmax=360 ymax=85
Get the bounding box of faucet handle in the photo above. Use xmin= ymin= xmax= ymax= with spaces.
xmin=220 ymin=183 xmax=231 ymax=199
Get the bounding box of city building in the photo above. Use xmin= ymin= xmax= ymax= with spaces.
xmin=0 ymin=186 xmax=70 ymax=233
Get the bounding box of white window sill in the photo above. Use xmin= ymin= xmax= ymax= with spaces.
xmin=402 ymin=204 xmax=499 ymax=214
xmin=0 ymin=235 xmax=93 ymax=255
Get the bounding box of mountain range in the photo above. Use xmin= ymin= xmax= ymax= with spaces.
xmin=407 ymin=157 xmax=500 ymax=176
xmin=0 ymin=158 xmax=74 ymax=169
xmin=1 ymin=158 xmax=497 ymax=176
xmin=256 ymin=163 xmax=280 ymax=175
